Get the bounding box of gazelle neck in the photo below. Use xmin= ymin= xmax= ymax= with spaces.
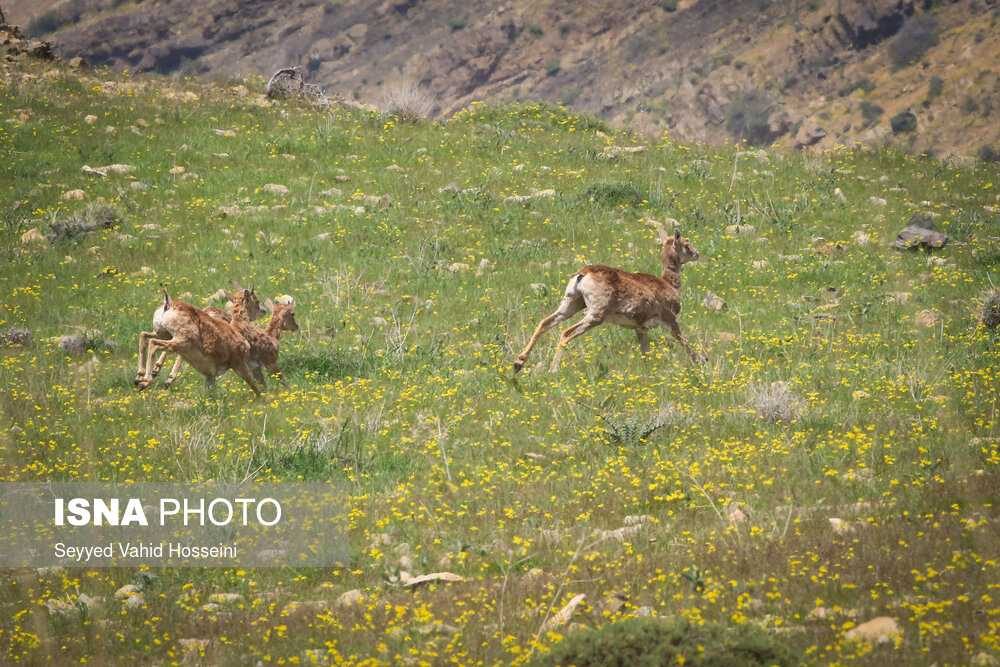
xmin=661 ymin=250 xmax=682 ymax=289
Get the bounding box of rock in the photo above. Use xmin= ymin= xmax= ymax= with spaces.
xmin=168 ymin=165 xmax=186 ymax=175
xmin=321 ymin=187 xmax=343 ymax=198
xmin=915 ymin=309 xmax=940 ymax=328
xmin=84 ymin=114 xmax=98 ymax=124
xmin=130 ymin=181 xmax=149 ymax=191
xmin=888 ymin=292 xmax=911 ymax=304
xmin=602 ymin=592 xmax=628 ymax=614
xmin=598 ymin=145 xmax=646 ymax=160
xmin=894 ymin=225 xmax=947 ymax=250
xmin=972 ymin=652 xmax=999 ymax=667
xmin=828 ymin=517 xmax=855 ymax=535
xmin=751 ymin=259 xmax=769 ymax=270
xmin=385 ymin=163 xmax=405 ymax=172
xmin=77 ymin=593 xmax=101 ymax=612
xmin=702 ymin=291 xmax=726 ymax=311
xmin=334 ymin=174 xmax=351 ymax=183
xmin=62 ymin=189 xmax=86 ymax=201
xmin=58 ymin=335 xmax=88 ymax=356
xmin=447 ymin=262 xmax=470 ymax=273
xmin=724 ymin=224 xmax=756 ymax=235
xmin=68 ymin=56 xmax=86 ymax=69
xmin=336 ymin=589 xmax=363 ymax=608
xmin=115 ymin=584 xmax=141 ymax=600
xmin=262 ymin=183 xmax=289 ymax=195
xmin=542 ymin=593 xmax=586 ymax=631
xmin=363 ymin=194 xmax=391 ymax=209
xmin=845 ymin=616 xmax=901 ymax=644
xmin=124 ymin=593 xmax=145 ymax=609
xmin=807 ymin=606 xmax=829 ymax=621
xmin=869 ymin=196 xmax=887 ymax=207
xmin=852 ymin=230 xmax=871 ymax=245
xmin=0 ymin=327 xmax=31 ymax=346
xmin=401 ymin=572 xmax=465 ymax=587
xmin=833 ymin=188 xmax=847 ymax=203
xmin=727 ymin=504 xmax=747 ymax=524
xmin=45 ymin=598 xmax=75 ymax=618
xmin=213 ymin=128 xmax=237 ymax=138
xmin=178 ymin=638 xmax=209 ymax=656
xmin=20 ymin=227 xmax=45 ymax=245
xmin=207 ymin=593 xmax=243 ymax=605
xmin=794 ymin=122 xmax=826 ymax=149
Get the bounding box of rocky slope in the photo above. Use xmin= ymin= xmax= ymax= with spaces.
xmin=6 ymin=0 xmax=1000 ymax=157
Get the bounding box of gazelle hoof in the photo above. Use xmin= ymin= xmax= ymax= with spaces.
xmin=136 ymin=379 xmax=152 ymax=391
xmin=512 ymin=360 xmax=524 ymax=373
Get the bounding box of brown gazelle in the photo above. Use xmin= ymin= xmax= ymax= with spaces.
xmin=229 ymin=293 xmax=300 ymax=389
xmin=139 ymin=290 xmax=264 ymax=388
xmin=514 ymin=222 xmax=703 ymax=373
xmin=135 ymin=290 xmax=262 ymax=395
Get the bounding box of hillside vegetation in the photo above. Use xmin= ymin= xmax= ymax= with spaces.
xmin=1 ymin=54 xmax=999 ymax=665
xmin=7 ymin=0 xmax=1000 ymax=158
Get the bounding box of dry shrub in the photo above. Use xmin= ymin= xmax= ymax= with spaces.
xmin=380 ymin=80 xmax=434 ymax=122
xmin=748 ymin=381 xmax=804 ymax=422
xmin=982 ymin=288 xmax=1000 ymax=329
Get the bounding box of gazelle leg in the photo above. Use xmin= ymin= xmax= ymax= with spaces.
xmin=232 ymin=362 xmax=262 ymax=397
xmin=150 ymin=349 xmax=170 ymax=378
xmin=163 ymin=355 xmax=185 ymax=387
xmin=138 ymin=338 xmax=177 ymax=390
xmin=549 ymin=315 xmax=603 ymax=373
xmin=514 ymin=295 xmax=584 ymax=373
xmin=665 ymin=317 xmax=704 ymax=363
xmin=135 ymin=331 xmax=157 ymax=385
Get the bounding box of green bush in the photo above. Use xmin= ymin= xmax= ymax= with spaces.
xmin=979 ymin=145 xmax=999 ymax=163
xmin=725 ymin=90 xmax=779 ymax=146
xmin=860 ymin=100 xmax=884 ymax=127
xmin=582 ymin=182 xmax=646 ymax=208
xmin=888 ymin=15 xmax=939 ymax=68
xmin=530 ymin=617 xmax=794 ymax=667
xmin=546 ymin=60 xmax=561 ymax=77
xmin=890 ymin=110 xmax=917 ymax=133
xmin=659 ymin=0 xmax=679 ymax=11
xmin=924 ymin=75 xmax=944 ymax=107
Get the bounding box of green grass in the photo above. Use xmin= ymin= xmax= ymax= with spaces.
xmin=0 ymin=61 xmax=998 ymax=665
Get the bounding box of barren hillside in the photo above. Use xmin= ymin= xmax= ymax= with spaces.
xmin=9 ymin=0 xmax=1000 ymax=157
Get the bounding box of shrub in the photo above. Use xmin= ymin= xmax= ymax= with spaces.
xmin=888 ymin=15 xmax=939 ymax=68
xmin=860 ymin=100 xmax=884 ymax=127
xmin=447 ymin=18 xmax=466 ymax=31
xmin=379 ymin=80 xmax=434 ymax=121
xmin=530 ymin=616 xmax=794 ymax=667
xmin=978 ymin=145 xmax=1000 ymax=163
xmin=982 ymin=288 xmax=1000 ymax=329
xmin=924 ymin=75 xmax=944 ymax=106
xmin=546 ymin=60 xmax=561 ymax=77
xmin=527 ymin=24 xmax=544 ymax=37
xmin=748 ymin=381 xmax=804 ymax=422
xmin=725 ymin=89 xmax=779 ymax=146
xmin=659 ymin=0 xmax=678 ymax=11
xmin=890 ymin=110 xmax=917 ymax=133
xmin=26 ymin=10 xmax=67 ymax=37
xmin=582 ymin=182 xmax=646 ymax=207
xmin=838 ymin=78 xmax=875 ymax=97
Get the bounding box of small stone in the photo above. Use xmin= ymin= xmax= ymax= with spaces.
xmin=724 ymin=224 xmax=756 ymax=235
xmin=84 ymin=114 xmax=97 ymax=124
xmin=62 ymin=189 xmax=86 ymax=201
xmin=702 ymin=291 xmax=726 ymax=312
xmin=852 ymin=230 xmax=870 ymax=246
xmin=845 ymin=616 xmax=901 ymax=644
xmin=115 ymin=584 xmax=141 ymax=599
xmin=894 ymin=225 xmax=947 ymax=250
xmin=262 ymin=183 xmax=289 ymax=195
xmin=807 ymin=606 xmax=829 ymax=621
xmin=869 ymin=196 xmax=887 ymax=207
xmin=828 ymin=517 xmax=855 ymax=535
xmin=58 ymin=335 xmax=88 ymax=356
xmin=321 ymin=187 xmax=343 ymax=198
xmin=833 ymin=188 xmax=847 ymax=203
xmin=123 ymin=593 xmax=145 ymax=609
xmin=169 ymin=165 xmax=186 ymax=175
xmin=336 ymin=589 xmax=363 ymax=608
xmin=915 ymin=310 xmax=940 ymax=328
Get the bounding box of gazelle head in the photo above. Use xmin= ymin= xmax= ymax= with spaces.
xmin=655 ymin=220 xmax=700 ymax=265
xmin=268 ymin=296 xmax=300 ymax=333
xmin=231 ymin=287 xmax=264 ymax=321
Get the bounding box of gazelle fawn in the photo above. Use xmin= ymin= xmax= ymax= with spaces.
xmin=137 ymin=290 xmax=264 ymax=388
xmin=135 ymin=290 xmax=262 ymax=395
xmin=514 ymin=224 xmax=703 ymax=373
xmin=229 ymin=293 xmax=299 ymax=388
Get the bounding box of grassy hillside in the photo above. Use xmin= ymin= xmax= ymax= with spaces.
xmin=1 ymin=59 xmax=998 ymax=665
